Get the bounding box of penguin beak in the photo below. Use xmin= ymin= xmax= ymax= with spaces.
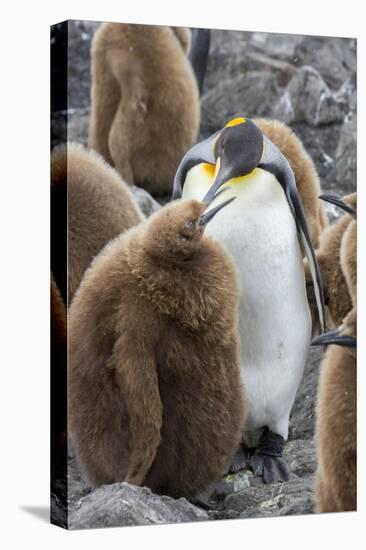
xmin=319 ymin=194 xmax=356 ymax=216
xmin=311 ymin=329 xmax=357 ymax=349
xmin=202 ymin=157 xmax=232 ymax=204
xmin=199 ymin=195 xmax=236 ymax=227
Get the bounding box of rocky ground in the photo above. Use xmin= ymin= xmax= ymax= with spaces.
xmin=50 ymin=21 xmax=356 ymax=529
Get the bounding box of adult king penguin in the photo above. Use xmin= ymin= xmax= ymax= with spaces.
xmin=172 ymin=115 xmax=325 ymax=483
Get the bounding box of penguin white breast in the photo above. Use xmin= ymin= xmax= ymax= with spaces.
xmin=182 ymin=163 xmax=312 ymax=438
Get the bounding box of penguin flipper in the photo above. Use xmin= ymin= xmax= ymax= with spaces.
xmin=286 ymin=181 xmax=326 ymax=333
xmin=113 ymin=330 xmax=163 ymax=486
xmin=172 ymin=131 xmax=219 ymax=199
xmin=259 ymin=137 xmax=326 ymax=332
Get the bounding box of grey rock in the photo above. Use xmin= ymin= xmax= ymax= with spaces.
xmin=278 ymin=493 xmax=314 ymax=516
xmin=51 ymin=472 xmax=68 ymax=529
xmin=129 ymin=185 xmax=161 ymax=217
xmin=250 ymin=32 xmax=304 ymax=61
xmin=68 ymin=450 xmax=91 ymax=509
xmin=325 ymin=112 xmax=357 ymax=194
xmin=67 ymin=20 xmax=100 ymax=109
xmin=244 ymin=51 xmax=296 ymax=86
xmin=283 ymin=439 xmax=317 ymax=477
xmin=212 ymin=471 xmax=253 ymax=500
xmin=202 ymin=30 xmax=252 ymax=93
xmin=51 ymin=490 xmax=67 ymax=528
xmin=51 ymin=108 xmax=89 ymax=150
xmin=232 ymin=471 xmax=252 ymax=492
xmin=208 ymin=508 xmax=239 ymax=520
xmin=209 ymin=438 xmax=316 ymax=519
xmin=203 ymin=30 xmax=299 ymax=95
xmin=224 ymin=477 xmax=315 ymax=518
xmin=334 ymin=77 xmax=357 ymax=116
xmin=69 ymin=482 xmax=208 ymax=530
xmin=201 ymin=71 xmax=280 ymax=137
xmin=289 ymin=346 xmax=323 ymax=440
xmin=274 ymin=66 xmax=343 ymax=126
xmin=67 ymin=449 xmax=208 ymax=529
xmin=294 ymin=37 xmax=356 ymax=90
xmin=291 ymin=122 xmax=341 ymax=185
xmin=67 ymin=107 xmax=90 ymax=146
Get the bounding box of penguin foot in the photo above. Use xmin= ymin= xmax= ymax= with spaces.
xmin=228 ymin=446 xmax=248 ymax=474
xmin=250 ymin=428 xmax=290 ymax=484
xmin=251 ymin=454 xmax=290 ymax=484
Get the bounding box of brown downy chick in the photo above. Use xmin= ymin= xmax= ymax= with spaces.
xmin=340 ymin=196 xmax=357 ymax=308
xmin=304 ymin=192 xmax=356 ymax=334
xmin=254 ymin=118 xmax=328 ymax=247
xmin=69 ymin=196 xmax=246 ymax=499
xmin=51 ymin=143 xmax=143 ymax=305
xmin=170 ymin=26 xmax=191 ymax=53
xmin=89 ymin=23 xmax=200 ymax=196
xmin=312 ymin=195 xmax=357 ymax=513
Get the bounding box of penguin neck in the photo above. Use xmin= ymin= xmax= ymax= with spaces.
xmin=126 ymin=232 xmax=228 ymax=330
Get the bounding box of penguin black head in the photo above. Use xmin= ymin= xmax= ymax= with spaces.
xmin=203 ymin=116 xmax=264 ymax=202
xmin=144 ymin=195 xmax=235 ymax=263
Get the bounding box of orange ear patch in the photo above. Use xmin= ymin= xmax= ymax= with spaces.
xmin=225 ymin=117 xmax=246 ymax=128
xmin=202 ymin=163 xmax=216 ymax=177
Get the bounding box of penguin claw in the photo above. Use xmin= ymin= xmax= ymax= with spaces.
xmin=250 ymin=454 xmax=290 ymax=484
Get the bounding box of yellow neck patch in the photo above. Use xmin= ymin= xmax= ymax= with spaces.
xmin=225 ymin=116 xmax=246 ymax=128
xmin=226 ymin=167 xmax=260 ymax=187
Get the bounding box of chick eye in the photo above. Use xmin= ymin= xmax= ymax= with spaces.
xmin=185 ymin=220 xmax=195 ymax=231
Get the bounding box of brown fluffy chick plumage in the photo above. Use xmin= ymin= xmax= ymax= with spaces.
xmin=314 ymin=195 xmax=356 ymax=513
xmin=89 ymin=23 xmax=200 ymax=196
xmin=51 ymin=143 xmax=143 ymax=305
xmin=304 ymin=192 xmax=356 ymax=334
xmin=69 ymin=198 xmax=246 ymax=499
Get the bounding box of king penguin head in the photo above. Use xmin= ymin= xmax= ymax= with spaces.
xmin=203 ymin=116 xmax=264 ymax=203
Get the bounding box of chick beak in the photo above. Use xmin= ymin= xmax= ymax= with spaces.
xmin=199 ymin=195 xmax=236 ymax=227
xmin=319 ymin=194 xmax=356 ymax=216
xmin=311 ymin=329 xmax=357 ymax=349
